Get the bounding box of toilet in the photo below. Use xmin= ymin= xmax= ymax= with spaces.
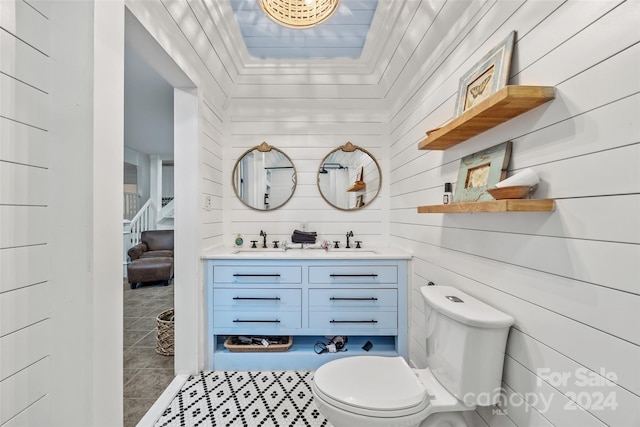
xmin=312 ymin=285 xmax=514 ymax=427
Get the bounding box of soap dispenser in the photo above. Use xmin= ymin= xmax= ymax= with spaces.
xmin=234 ymin=234 xmax=244 ymax=247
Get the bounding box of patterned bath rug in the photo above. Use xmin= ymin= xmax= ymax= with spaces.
xmin=154 ymin=370 xmax=332 ymax=426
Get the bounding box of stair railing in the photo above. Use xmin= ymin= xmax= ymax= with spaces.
xmin=128 ymin=199 xmax=155 ymax=248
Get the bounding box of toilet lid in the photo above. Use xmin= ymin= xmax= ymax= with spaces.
xmin=313 ymin=356 xmax=428 ymax=412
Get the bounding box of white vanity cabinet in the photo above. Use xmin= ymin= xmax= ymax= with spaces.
xmin=205 ymin=254 xmax=409 ymax=371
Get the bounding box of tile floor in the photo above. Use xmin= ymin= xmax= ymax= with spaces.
xmin=154 ymin=370 xmax=331 ymax=427
xmin=123 ymin=279 xmax=175 ymax=427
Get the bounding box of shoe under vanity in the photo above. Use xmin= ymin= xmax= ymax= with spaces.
xmin=203 ymin=247 xmax=411 ymax=370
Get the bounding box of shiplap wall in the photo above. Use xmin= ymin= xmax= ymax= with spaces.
xmin=387 ymin=1 xmax=639 ymax=426
xmin=3 ymin=0 xmax=633 ymax=424
xmin=217 ymin=0 xmax=403 ymax=247
xmin=223 ymin=118 xmax=390 ymax=247
xmin=126 ymin=0 xmax=232 ymax=373
xmin=0 ymin=0 xmax=51 ymax=424
xmin=127 ymin=0 xmax=233 ymax=248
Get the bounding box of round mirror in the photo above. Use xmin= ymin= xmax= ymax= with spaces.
xmin=317 ymin=142 xmax=382 ymax=211
xmin=232 ymin=142 xmax=297 ymax=210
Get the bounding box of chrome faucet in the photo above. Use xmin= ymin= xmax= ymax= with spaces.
xmin=345 ymin=230 xmax=354 ymax=249
xmin=260 ymin=230 xmax=267 ymax=248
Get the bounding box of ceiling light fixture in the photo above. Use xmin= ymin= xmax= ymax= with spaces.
xmin=259 ymin=0 xmax=340 ymax=29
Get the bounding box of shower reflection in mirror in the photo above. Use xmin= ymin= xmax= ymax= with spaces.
xmin=318 ymin=161 xmax=350 ymax=207
xmin=233 ymin=142 xmax=297 ymax=210
xmin=318 ymin=142 xmax=381 ymax=211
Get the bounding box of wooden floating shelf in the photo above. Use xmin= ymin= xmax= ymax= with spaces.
xmin=418 ymin=85 xmax=556 ymax=150
xmin=417 ymin=199 xmax=555 ymax=214
xmin=347 ymin=181 xmax=366 ymax=192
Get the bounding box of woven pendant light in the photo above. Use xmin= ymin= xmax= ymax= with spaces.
xmin=259 ymin=0 xmax=340 ymax=29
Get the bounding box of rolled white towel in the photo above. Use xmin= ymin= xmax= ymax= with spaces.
xmin=495 ymin=168 xmax=539 ymax=188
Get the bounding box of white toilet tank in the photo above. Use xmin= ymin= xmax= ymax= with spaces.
xmin=421 ymin=285 xmax=514 ymax=406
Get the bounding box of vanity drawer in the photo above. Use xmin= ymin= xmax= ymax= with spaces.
xmin=213 ymin=288 xmax=301 ymax=309
xmin=212 ymin=265 xmax=302 ymax=285
xmin=309 ymin=289 xmax=397 ymax=309
xmin=308 ymin=265 xmax=398 ymax=284
xmin=308 ymin=311 xmax=397 ymax=330
xmin=213 ymin=310 xmax=301 ymax=330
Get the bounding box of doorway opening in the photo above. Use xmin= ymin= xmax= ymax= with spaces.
xmin=123 ymin=8 xmax=198 ymax=426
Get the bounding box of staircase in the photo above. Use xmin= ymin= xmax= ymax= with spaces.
xmin=123 ymin=197 xmax=174 ymax=277
xmin=123 ymin=156 xmax=174 ymax=277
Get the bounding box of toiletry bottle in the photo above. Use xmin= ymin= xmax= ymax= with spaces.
xmin=234 ymin=234 xmax=244 ymax=247
xmin=443 ymin=183 xmax=453 ymax=205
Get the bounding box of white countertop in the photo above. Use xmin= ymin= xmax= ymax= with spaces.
xmin=201 ymin=245 xmax=412 ymax=260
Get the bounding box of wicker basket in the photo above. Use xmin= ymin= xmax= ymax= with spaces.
xmin=224 ymin=336 xmax=292 ymax=353
xmin=156 ymin=308 xmax=175 ymax=356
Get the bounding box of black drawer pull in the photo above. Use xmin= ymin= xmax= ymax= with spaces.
xmin=330 ymin=297 xmax=378 ymax=301
xmin=233 ymin=319 xmax=281 ymax=323
xmin=329 ymin=320 xmax=378 ymax=324
xmin=233 ymin=274 xmax=281 ymax=277
xmin=233 ymin=297 xmax=281 ymax=301
xmin=329 ymin=274 xmax=378 ymax=278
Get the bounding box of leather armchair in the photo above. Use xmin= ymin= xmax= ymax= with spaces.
xmin=127 ymin=230 xmax=174 ymax=289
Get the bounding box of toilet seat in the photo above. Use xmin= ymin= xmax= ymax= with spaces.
xmin=312 ymin=356 xmax=431 ymax=417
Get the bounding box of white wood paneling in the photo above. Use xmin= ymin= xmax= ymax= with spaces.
xmin=409 ymin=255 xmax=640 ymax=392
xmin=224 ymin=123 xmax=389 ymax=246
xmin=0 ymin=357 xmax=49 ymax=425
xmin=126 ymin=0 xmax=228 ymax=256
xmin=502 ymin=356 xmax=607 ymax=427
xmin=388 ymin=2 xmax=640 ymax=426
xmin=0 ymin=282 xmax=50 ymax=337
xmin=0 ymin=320 xmax=49 ymax=381
xmin=160 ymin=0 xmax=233 ymax=100
xmin=0 ymin=0 xmax=50 ymax=55
xmin=23 ymin=0 xmax=51 ymax=17
xmin=0 ymin=244 xmax=48 ymax=294
xmin=0 ymin=73 xmax=48 ymax=130
xmin=507 ymin=330 xmax=640 ymax=426
xmin=2 ymin=394 xmax=49 ymax=427
xmin=0 ymin=205 xmax=47 ymax=248
xmin=0 ymin=161 xmax=47 ymax=205
xmin=394 ymin=195 xmax=640 ymax=245
xmin=0 ymin=29 xmax=49 ymax=92
xmin=0 ymin=3 xmax=50 ymax=424
xmin=0 ymin=116 xmax=48 ymax=168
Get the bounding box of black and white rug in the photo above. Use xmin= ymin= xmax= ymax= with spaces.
xmin=154 ymin=371 xmax=332 ymax=426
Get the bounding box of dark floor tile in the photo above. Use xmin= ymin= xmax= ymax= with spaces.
xmin=145 ymin=351 xmax=175 ymax=370
xmin=124 ymin=368 xmax=142 ymax=386
xmin=124 ymin=305 xmax=151 ymax=318
xmin=123 ymin=276 xmax=174 ymax=427
xmin=142 ymin=305 xmax=171 ymax=320
xmin=124 ymin=398 xmax=158 ymax=427
xmin=124 ymin=344 xmax=159 ymax=370
xmin=124 ymin=330 xmax=151 ymax=348
xmin=124 ymin=368 xmax=174 ymax=399
xmin=134 ymin=330 xmax=158 ymax=348
xmin=126 ymin=316 xmax=157 ymax=332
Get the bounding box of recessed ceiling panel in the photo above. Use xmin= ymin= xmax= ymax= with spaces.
xmin=231 ymin=0 xmax=378 ymax=60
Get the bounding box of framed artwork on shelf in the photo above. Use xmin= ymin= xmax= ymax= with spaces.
xmin=454 ymin=141 xmax=512 ymax=202
xmin=454 ymin=31 xmax=516 ymax=116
